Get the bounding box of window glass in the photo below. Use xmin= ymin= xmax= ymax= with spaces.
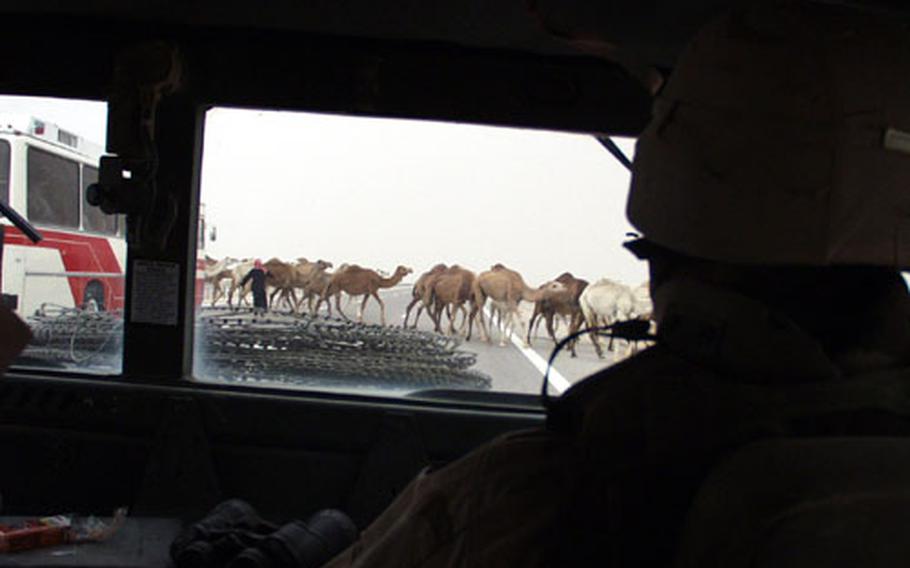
xmin=0 ymin=94 xmax=121 ymax=376
xmin=0 ymin=140 xmax=9 ymax=205
xmin=194 ymin=108 xmax=650 ymax=399
xmin=82 ymin=165 xmax=117 ymax=235
xmin=27 ymin=146 xmax=79 ymax=228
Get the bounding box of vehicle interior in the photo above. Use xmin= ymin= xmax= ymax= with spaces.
xmin=2 ymin=0 xmax=909 ymax=565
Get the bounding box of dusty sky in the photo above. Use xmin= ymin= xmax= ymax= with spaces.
xmin=1 ymin=96 xmax=649 ymax=286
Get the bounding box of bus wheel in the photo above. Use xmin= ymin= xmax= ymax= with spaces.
xmin=83 ymin=281 xmax=106 ymax=312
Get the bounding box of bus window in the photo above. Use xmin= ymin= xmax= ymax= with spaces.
xmin=81 ymin=165 xmax=117 ymax=235
xmin=0 ymin=140 xmax=9 ymax=205
xmin=27 ymin=146 xmax=79 ymax=228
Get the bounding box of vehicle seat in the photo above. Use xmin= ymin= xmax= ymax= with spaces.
xmin=675 ymin=438 xmax=910 ymax=568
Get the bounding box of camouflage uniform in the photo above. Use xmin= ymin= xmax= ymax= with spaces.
xmin=326 ymin=277 xmax=910 ymax=567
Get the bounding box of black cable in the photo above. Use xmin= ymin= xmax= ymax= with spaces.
xmin=595 ymin=136 xmax=633 ymax=172
xmin=540 ymin=319 xmax=656 ymax=408
xmin=0 ymin=200 xmax=42 ymax=243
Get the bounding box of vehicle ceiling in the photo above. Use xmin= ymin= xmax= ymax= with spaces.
xmin=10 ymin=1 xmax=910 ymax=63
xmin=2 ymin=0 xmax=909 ymax=134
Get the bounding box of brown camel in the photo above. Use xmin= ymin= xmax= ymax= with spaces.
xmin=257 ymin=258 xmax=334 ymax=314
xmin=303 ymin=267 xmax=335 ymax=316
xmin=470 ymin=264 xmax=564 ymax=346
xmin=261 ymin=258 xmax=299 ymax=312
xmin=403 ymin=264 xmax=448 ymax=328
xmin=426 ymin=265 xmax=476 ymax=336
xmin=527 ymin=272 xmax=589 ymax=356
xmin=317 ymin=265 xmax=413 ymax=325
xmin=291 ymin=259 xmax=333 ymax=312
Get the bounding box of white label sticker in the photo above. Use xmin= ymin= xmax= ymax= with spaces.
xmin=884 ymin=127 xmax=910 ymax=155
xmin=130 ymin=260 xmax=179 ymax=326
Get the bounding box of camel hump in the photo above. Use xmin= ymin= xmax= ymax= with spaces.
xmin=592 ymin=277 xmax=622 ymax=287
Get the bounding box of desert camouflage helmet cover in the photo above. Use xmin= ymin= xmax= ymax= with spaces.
xmin=627 ymin=2 xmax=910 ymax=267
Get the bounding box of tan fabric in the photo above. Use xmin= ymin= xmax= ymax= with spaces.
xmin=324 ymin=429 xmax=578 ymax=568
xmin=327 ymin=281 xmax=910 ymax=567
xmin=627 ymin=2 xmax=910 ymax=267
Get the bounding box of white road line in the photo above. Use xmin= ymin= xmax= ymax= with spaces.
xmin=483 ymin=307 xmax=572 ymax=394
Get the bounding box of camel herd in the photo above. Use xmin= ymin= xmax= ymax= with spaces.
xmin=201 ymin=257 xmax=652 ymax=358
xmin=201 ymin=257 xmax=412 ymax=326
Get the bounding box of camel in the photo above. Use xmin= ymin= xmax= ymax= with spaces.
xmin=295 ymin=259 xmax=332 ymax=315
xmin=425 ymin=265 xmax=476 ymax=336
xmin=470 ymin=264 xmax=565 ymax=346
xmin=290 ymin=259 xmax=333 ymax=312
xmin=526 ymin=272 xmax=589 ymax=356
xmin=246 ymin=258 xmax=334 ymax=314
xmin=226 ymin=258 xmax=256 ymax=308
xmin=579 ymin=278 xmax=636 ymax=358
xmin=631 ymin=281 xmax=652 ymax=320
xmin=403 ymin=264 xmax=448 ymax=328
xmin=627 ymin=281 xmax=655 ymax=356
xmin=260 ymin=258 xmax=301 ymax=312
xmin=201 ymin=256 xmax=238 ymax=306
xmin=302 ymin=266 xmax=335 ymax=316
xmin=316 ymin=265 xmax=413 ymax=325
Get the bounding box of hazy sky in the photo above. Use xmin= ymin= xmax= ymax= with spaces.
xmin=1 ymin=96 xmax=648 ymax=286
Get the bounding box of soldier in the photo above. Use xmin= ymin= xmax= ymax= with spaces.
xmin=325 ymin=3 xmax=910 ymax=567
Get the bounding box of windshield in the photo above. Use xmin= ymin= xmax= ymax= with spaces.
xmin=193 ymin=108 xmax=649 ymax=399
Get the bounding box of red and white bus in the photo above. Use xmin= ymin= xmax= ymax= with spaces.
xmin=0 ymin=114 xmax=125 ymax=316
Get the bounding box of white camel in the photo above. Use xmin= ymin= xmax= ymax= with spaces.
xmin=579 ymin=278 xmax=636 ymax=358
xmin=202 ymin=256 xmax=239 ymax=306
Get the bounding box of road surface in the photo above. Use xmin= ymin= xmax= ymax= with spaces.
xmin=204 ymin=285 xmax=635 ymax=396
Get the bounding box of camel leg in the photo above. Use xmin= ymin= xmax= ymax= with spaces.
xmin=449 ymin=304 xmax=462 ymax=336
xmin=306 ymin=293 xmax=316 ymax=315
xmin=403 ymin=296 xmax=420 ymax=328
xmin=373 ymin=292 xmax=386 ymax=326
xmin=499 ymin=308 xmax=512 ymax=346
xmin=534 ymin=312 xmax=547 ymax=340
xmin=358 ymin=294 xmax=370 ymax=323
xmin=526 ymin=311 xmax=538 ymax=346
xmin=479 ymin=303 xmax=491 ymax=343
xmin=269 ymin=287 xmax=281 ymax=307
xmin=454 ymin=304 xmax=468 ymax=336
xmin=468 ymin=302 xmax=488 ymax=343
xmin=211 ymin=282 xmax=223 ymax=306
xmin=511 ymin=306 xmax=529 ymax=348
xmin=546 ymin=313 xmax=558 ymax=345
xmin=567 ymin=312 xmax=584 ymax=357
xmin=432 ymin=303 xmax=446 ymax=333
xmin=227 ymin=284 xmax=236 ymax=308
xmin=469 ymin=294 xmax=490 ymax=343
xmin=466 ymin=304 xmax=476 ymax=341
xmin=335 ymin=293 xmax=349 ymax=320
xmin=412 ymin=305 xmax=424 ymax=329
xmin=445 ymin=304 xmax=458 ymax=335
xmin=288 ymin=289 xmax=299 ymax=314
xmin=590 ymin=315 xmax=605 ymax=358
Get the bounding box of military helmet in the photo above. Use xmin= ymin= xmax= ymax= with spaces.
xmin=627 ymin=2 xmax=910 ymax=267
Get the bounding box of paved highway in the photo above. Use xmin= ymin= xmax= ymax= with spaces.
xmin=279 ymin=285 xmax=626 ymax=395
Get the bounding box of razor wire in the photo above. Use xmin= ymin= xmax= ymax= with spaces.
xmin=196 ymin=309 xmax=491 ymax=390
xmin=18 ymin=306 xmax=492 ymax=390
xmin=21 ymin=304 xmax=124 ymax=368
